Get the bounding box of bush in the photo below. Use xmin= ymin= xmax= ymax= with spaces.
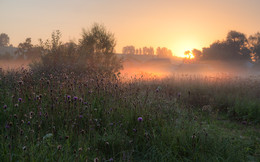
xmin=30 ymin=24 xmax=122 ymax=77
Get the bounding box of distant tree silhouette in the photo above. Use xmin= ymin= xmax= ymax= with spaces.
xmin=122 ymin=46 xmax=135 ymax=54
xmin=200 ymin=30 xmax=251 ymax=62
xmin=249 ymin=32 xmax=260 ymax=63
xmin=139 ymin=48 xmax=142 ymax=55
xmin=15 ymin=38 xmax=42 ymax=60
xmin=143 ymin=47 xmax=148 ymax=55
xmin=123 ymin=46 xmax=154 ymax=55
xmin=135 ymin=48 xmax=139 ymax=55
xmin=0 ymin=33 xmax=9 ymax=47
xmin=192 ymin=49 xmax=202 ymax=60
xmin=156 ymin=47 xmax=172 ymax=58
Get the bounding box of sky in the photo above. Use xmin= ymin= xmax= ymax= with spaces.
xmin=1 ymin=0 xmax=260 ymax=57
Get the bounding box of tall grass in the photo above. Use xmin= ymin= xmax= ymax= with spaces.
xmin=0 ymin=69 xmax=259 ymax=161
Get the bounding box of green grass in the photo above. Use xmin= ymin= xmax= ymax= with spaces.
xmin=0 ymin=70 xmax=259 ymax=161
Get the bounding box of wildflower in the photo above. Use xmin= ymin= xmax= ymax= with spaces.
xmin=79 ymin=115 xmax=83 ymax=118
xmin=94 ymin=157 xmax=99 ymax=162
xmin=192 ymin=133 xmax=196 ymax=139
xmin=27 ymin=121 xmax=30 ymax=125
xmin=133 ymin=128 xmax=137 ymax=132
xmin=137 ymin=117 xmax=143 ymax=122
xmin=73 ymin=96 xmax=78 ymax=101
xmin=18 ymin=98 xmax=22 ymax=103
xmin=80 ymin=129 xmax=85 ymax=134
xmin=15 ymin=104 xmax=18 ymax=107
xmin=57 ymin=145 xmax=62 ymax=150
xmin=3 ymin=105 xmax=7 ymax=109
xmin=5 ymin=123 xmax=10 ymax=129
xmin=18 ymin=80 xmax=23 ymax=85
xmin=67 ymin=95 xmax=71 ymax=100
xmin=177 ymin=92 xmax=181 ymax=98
xmin=22 ymin=146 xmax=26 ymax=150
xmin=109 ymin=158 xmax=114 ymax=161
xmin=20 ymin=130 xmax=24 ymax=135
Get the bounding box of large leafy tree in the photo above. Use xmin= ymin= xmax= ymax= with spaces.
xmin=0 ymin=33 xmax=10 ymax=47
xmin=79 ymin=23 xmax=122 ymax=76
xmin=200 ymin=30 xmax=251 ymax=61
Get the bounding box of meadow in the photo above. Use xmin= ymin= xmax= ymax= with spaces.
xmin=0 ymin=68 xmax=259 ymax=161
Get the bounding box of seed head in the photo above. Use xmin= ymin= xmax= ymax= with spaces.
xmin=57 ymin=145 xmax=62 ymax=150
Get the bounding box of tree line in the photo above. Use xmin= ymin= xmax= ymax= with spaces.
xmin=189 ymin=30 xmax=260 ymax=63
xmin=1 ymin=29 xmax=260 ymax=66
xmin=122 ymin=46 xmax=173 ymax=58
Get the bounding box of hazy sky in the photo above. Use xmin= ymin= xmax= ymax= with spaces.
xmin=1 ymin=0 xmax=260 ymax=57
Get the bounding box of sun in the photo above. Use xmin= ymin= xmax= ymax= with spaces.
xmin=183 ymin=48 xmax=195 ymax=59
xmin=185 ymin=52 xmax=194 ymax=59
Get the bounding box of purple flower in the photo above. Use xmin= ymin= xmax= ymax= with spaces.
xmin=67 ymin=95 xmax=71 ymax=100
xmin=177 ymin=92 xmax=181 ymax=98
xmin=3 ymin=105 xmax=7 ymax=109
xmin=27 ymin=121 xmax=30 ymax=125
xmin=133 ymin=128 xmax=137 ymax=132
xmin=137 ymin=117 xmax=143 ymax=122
xmin=79 ymin=115 xmax=83 ymax=118
xmin=18 ymin=98 xmax=22 ymax=103
xmin=5 ymin=123 xmax=10 ymax=129
xmin=109 ymin=158 xmax=114 ymax=161
xmin=73 ymin=96 xmax=78 ymax=101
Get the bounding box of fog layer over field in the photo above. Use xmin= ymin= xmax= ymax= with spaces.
xmin=0 ymin=56 xmax=258 ymax=78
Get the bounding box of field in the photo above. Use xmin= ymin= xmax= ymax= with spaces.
xmin=0 ymin=68 xmax=260 ymax=161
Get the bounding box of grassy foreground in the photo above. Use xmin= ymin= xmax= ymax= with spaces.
xmin=0 ymin=69 xmax=260 ymax=161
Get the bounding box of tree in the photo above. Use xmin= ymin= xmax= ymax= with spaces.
xmin=249 ymin=32 xmax=260 ymax=62
xmin=122 ymin=46 xmax=135 ymax=54
xmin=16 ymin=38 xmax=44 ymax=60
xmin=156 ymin=47 xmax=172 ymax=58
xmin=16 ymin=38 xmax=33 ymax=59
xmin=79 ymin=23 xmax=122 ymax=76
xmin=226 ymin=30 xmax=247 ymax=47
xmin=0 ymin=33 xmax=10 ymax=47
xmin=192 ymin=49 xmax=202 ymax=60
xmin=201 ymin=30 xmax=251 ymax=62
